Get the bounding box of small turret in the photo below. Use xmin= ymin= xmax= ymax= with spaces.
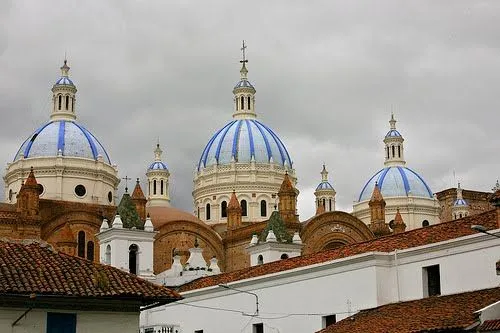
xmin=452 ymin=182 xmax=469 ymax=220
xmin=131 ymin=178 xmax=147 ymax=221
xmin=146 ymin=143 xmax=171 ymax=207
xmin=392 ymin=208 xmax=406 ymax=234
xmin=369 ymin=182 xmax=391 ymax=237
xmin=314 ymin=164 xmax=336 ymax=213
xmin=227 ymin=190 xmax=242 ymax=230
xmin=383 ymin=114 xmax=406 ymax=167
xmin=278 ymin=172 xmax=298 ymax=223
xmin=16 ymin=167 xmax=41 ymax=218
xmin=50 ymin=60 xmax=77 ymax=121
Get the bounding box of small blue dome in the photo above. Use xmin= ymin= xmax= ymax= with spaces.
xmin=453 ymin=198 xmax=468 ymax=207
xmin=234 ymin=79 xmax=254 ymax=90
xmin=55 ymin=77 xmax=74 ymax=85
xmin=148 ymin=161 xmax=168 ymax=171
xmin=358 ymin=166 xmax=433 ymax=202
xmin=14 ymin=120 xmax=111 ymax=164
xmin=385 ymin=129 xmax=402 ymax=138
xmin=198 ymin=119 xmax=292 ymax=170
xmin=316 ymin=181 xmax=334 ymax=191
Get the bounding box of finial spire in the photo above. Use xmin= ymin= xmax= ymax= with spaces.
xmin=239 ymin=40 xmax=248 ymax=79
xmin=154 ymin=143 xmax=163 ymax=161
xmin=122 ymin=175 xmax=131 ymax=193
xmin=321 ymin=164 xmax=328 ymax=182
xmin=389 ymin=113 xmax=396 ymax=130
xmin=61 ymin=59 xmax=70 ymax=77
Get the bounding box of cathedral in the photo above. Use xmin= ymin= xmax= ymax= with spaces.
xmin=0 ymin=53 xmax=497 ymax=278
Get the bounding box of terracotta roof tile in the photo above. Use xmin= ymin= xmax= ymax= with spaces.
xmin=179 ymin=209 xmax=498 ymax=292
xmin=479 ymin=319 xmax=500 ymax=331
xmin=317 ymin=287 xmax=500 ymax=333
xmin=0 ymin=239 xmax=181 ymax=302
xmin=131 ymin=179 xmax=146 ymax=200
xmin=279 ymin=172 xmax=294 ymax=193
xmin=227 ymin=191 xmax=241 ymax=211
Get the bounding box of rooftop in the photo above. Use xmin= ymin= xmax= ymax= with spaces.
xmin=0 ymin=239 xmax=181 ymax=310
xmin=179 ymin=209 xmax=498 ymax=292
xmin=317 ymin=287 xmax=500 ymax=333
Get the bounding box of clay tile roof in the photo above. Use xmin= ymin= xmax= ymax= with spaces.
xmin=0 ymin=239 xmax=181 ymax=303
xmin=317 ymin=287 xmax=500 ymax=333
xmin=24 ymin=167 xmax=38 ymax=187
xmin=131 ymin=179 xmax=146 ymax=200
xmin=370 ymin=182 xmax=384 ymax=202
xmin=279 ymin=172 xmax=294 ymax=193
xmin=479 ymin=319 xmax=500 ymax=331
xmin=178 ymin=209 xmax=498 ymax=293
xmin=227 ymin=191 xmax=241 ymax=210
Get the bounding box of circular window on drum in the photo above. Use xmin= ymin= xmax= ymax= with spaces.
xmin=75 ymin=185 xmax=86 ymax=197
xmin=108 ymin=191 xmax=113 ymax=203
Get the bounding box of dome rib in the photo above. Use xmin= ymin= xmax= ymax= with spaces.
xmin=72 ymin=121 xmax=98 ymax=159
xmin=197 ymin=119 xmax=292 ymax=170
xmin=14 ymin=121 xmax=111 ymax=164
xmin=258 ymin=120 xmax=292 ymax=166
xmin=231 ymin=120 xmax=244 ymax=160
xmin=198 ymin=121 xmax=235 ymax=169
xmin=358 ymin=166 xmax=433 ymax=202
xmin=252 ymin=120 xmax=272 ymax=161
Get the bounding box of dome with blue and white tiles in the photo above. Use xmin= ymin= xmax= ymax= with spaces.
xmin=14 ymin=120 xmax=111 ymax=164
xmin=316 ymin=181 xmax=334 ymax=191
xmin=358 ymin=166 xmax=433 ymax=202
xmin=198 ymin=119 xmax=292 ymax=170
xmin=147 ymin=144 xmax=169 ymax=171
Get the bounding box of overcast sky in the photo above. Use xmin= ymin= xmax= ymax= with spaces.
xmin=1 ymin=0 xmax=499 ymax=220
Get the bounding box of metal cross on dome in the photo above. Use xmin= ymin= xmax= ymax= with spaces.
xmin=122 ymin=175 xmax=131 ymax=193
xmin=240 ymin=40 xmax=248 ymax=64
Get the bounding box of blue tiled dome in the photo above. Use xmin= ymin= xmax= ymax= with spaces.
xmin=148 ymin=161 xmax=168 ymax=171
xmin=198 ymin=119 xmax=292 ymax=170
xmin=358 ymin=166 xmax=433 ymax=202
xmin=234 ymin=79 xmax=254 ymax=90
xmin=14 ymin=120 xmax=111 ymax=164
xmin=453 ymin=198 xmax=468 ymax=206
xmin=385 ymin=129 xmax=402 ymax=138
xmin=316 ymin=181 xmax=334 ymax=191
xmin=55 ymin=77 xmax=74 ymax=85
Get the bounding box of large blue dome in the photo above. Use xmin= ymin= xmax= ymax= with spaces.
xmin=358 ymin=166 xmax=433 ymax=202
xmin=14 ymin=120 xmax=111 ymax=164
xmin=198 ymin=119 xmax=292 ymax=170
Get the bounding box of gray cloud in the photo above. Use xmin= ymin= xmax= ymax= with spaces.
xmin=1 ymin=0 xmax=499 ymax=220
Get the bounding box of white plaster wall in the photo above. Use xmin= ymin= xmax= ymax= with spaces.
xmin=143 ymin=266 xmax=378 ymax=333
xmin=143 ymin=233 xmax=500 ymax=333
xmin=0 ymin=308 xmax=138 ymax=333
xmin=397 ymin=237 xmax=500 ymax=301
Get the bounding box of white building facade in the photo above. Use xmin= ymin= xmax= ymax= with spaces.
xmin=142 ymin=222 xmax=500 ymax=333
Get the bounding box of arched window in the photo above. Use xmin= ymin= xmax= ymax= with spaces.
xmin=153 ymin=180 xmax=157 ymax=195
xmin=260 ymin=200 xmax=267 ymax=217
xmin=86 ymin=241 xmax=94 ymax=261
xmin=247 ymin=96 xmax=251 ymax=110
xmin=241 ymin=96 xmax=245 ymax=109
xmin=65 ymin=96 xmax=69 ymax=110
xmin=322 ymin=198 xmax=326 ymax=208
xmin=197 ymin=207 xmax=200 ymax=218
xmin=148 ymin=181 xmax=151 ymax=196
xmin=386 ymin=147 xmax=390 ymax=159
xmin=105 ymin=245 xmax=111 ymax=264
xmin=257 ymin=255 xmax=264 ymax=265
xmin=221 ymin=201 xmax=227 ymax=218
xmin=160 ymin=180 xmax=164 ymax=195
xmin=422 ymin=220 xmax=430 ymax=227
xmin=329 ymin=199 xmax=332 ymax=211
xmin=241 ymin=200 xmax=247 ymax=217
xmin=129 ymin=244 xmax=139 ymax=275
xmin=77 ymin=231 xmax=85 ymax=258
xmin=459 ymin=213 xmax=463 ymax=218
xmin=58 ymin=95 xmax=62 ymax=110
xmin=392 ymin=145 xmax=395 ymax=157
xmin=398 ymin=146 xmax=401 ymax=158
xmin=280 ymin=253 xmax=289 ymax=260
xmin=206 ymin=203 xmax=211 ymax=220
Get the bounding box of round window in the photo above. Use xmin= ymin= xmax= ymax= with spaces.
xmin=8 ymin=189 xmax=13 ymax=201
xmin=108 ymin=191 xmax=113 ymax=203
xmin=75 ymin=185 xmax=86 ymax=197
xmin=38 ymin=184 xmax=44 ymax=195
